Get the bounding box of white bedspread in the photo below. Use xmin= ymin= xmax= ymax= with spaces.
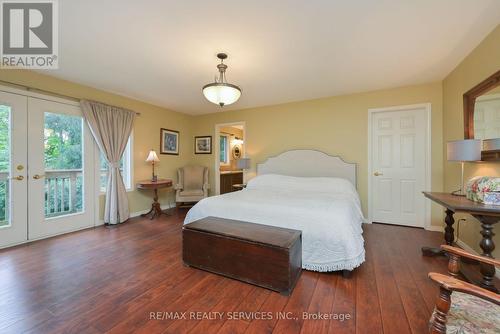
xmin=184 ymin=174 xmax=365 ymax=272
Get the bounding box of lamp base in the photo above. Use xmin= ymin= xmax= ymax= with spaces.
xmin=451 ymin=189 xmax=466 ymax=197
xmin=151 ymin=175 xmax=158 ymax=182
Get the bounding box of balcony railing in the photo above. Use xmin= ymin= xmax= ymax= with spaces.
xmin=0 ymin=169 xmax=83 ymax=224
xmin=44 ymin=169 xmax=83 ymax=218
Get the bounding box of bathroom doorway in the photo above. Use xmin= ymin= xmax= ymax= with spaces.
xmin=214 ymin=122 xmax=246 ymax=195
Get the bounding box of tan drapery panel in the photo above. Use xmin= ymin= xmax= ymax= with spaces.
xmin=80 ymin=100 xmax=136 ymax=224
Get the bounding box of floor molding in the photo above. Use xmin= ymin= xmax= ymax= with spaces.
xmin=97 ymin=203 xmax=176 ymax=225
xmin=425 ymin=225 xmax=443 ymax=232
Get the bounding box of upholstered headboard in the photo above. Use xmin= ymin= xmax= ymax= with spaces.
xmin=257 ymin=150 xmax=357 ymax=187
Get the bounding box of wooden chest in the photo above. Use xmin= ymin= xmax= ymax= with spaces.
xmin=182 ymin=216 xmax=302 ymax=295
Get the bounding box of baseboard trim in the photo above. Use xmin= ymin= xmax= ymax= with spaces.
xmin=456 ymin=238 xmax=500 ymax=279
xmin=97 ymin=203 xmax=176 ymax=225
xmin=425 ymin=225 xmax=443 ymax=232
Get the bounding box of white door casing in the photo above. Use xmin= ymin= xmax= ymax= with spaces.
xmin=0 ymin=91 xmax=28 ymax=248
xmin=368 ymin=104 xmax=431 ymax=228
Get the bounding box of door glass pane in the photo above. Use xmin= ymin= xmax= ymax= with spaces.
xmin=0 ymin=105 xmax=10 ymax=227
xmin=44 ymin=112 xmax=83 ymax=218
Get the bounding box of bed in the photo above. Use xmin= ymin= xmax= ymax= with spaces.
xmin=184 ymin=150 xmax=365 ymax=272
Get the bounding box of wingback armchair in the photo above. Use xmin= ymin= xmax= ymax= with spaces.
xmin=428 ymin=245 xmax=500 ymax=333
xmin=175 ymin=166 xmax=209 ymax=207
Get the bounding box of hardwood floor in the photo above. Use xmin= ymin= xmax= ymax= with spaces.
xmin=0 ymin=210 xmax=449 ymax=334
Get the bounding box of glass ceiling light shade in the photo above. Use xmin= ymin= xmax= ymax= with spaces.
xmin=202 ymin=53 xmax=242 ymax=107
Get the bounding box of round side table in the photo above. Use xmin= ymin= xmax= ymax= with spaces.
xmin=136 ymin=179 xmax=173 ymax=219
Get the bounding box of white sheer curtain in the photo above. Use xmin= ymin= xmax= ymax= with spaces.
xmin=80 ymin=100 xmax=136 ymax=224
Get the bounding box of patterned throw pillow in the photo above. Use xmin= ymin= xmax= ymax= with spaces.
xmin=466 ymin=176 xmax=500 ymax=203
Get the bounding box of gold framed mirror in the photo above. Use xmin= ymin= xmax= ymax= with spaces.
xmin=463 ymin=70 xmax=500 ymax=160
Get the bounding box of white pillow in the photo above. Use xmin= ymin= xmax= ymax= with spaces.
xmin=246 ymin=174 xmax=356 ymax=195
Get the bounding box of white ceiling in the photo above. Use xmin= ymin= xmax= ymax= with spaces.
xmin=51 ymin=0 xmax=500 ymax=115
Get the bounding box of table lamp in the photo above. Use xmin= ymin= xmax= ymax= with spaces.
xmin=447 ymin=139 xmax=481 ymax=196
xmin=236 ymin=157 xmax=251 ymax=170
xmin=146 ymin=149 xmax=160 ymax=182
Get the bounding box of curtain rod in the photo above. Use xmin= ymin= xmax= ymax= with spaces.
xmin=0 ymin=79 xmax=141 ymax=116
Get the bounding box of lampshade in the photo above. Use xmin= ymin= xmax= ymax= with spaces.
xmin=145 ymin=150 xmax=160 ymax=163
xmin=447 ymin=139 xmax=481 ymax=162
xmin=236 ymin=158 xmax=251 ymax=170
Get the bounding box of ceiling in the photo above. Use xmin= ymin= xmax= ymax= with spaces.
xmin=51 ymin=0 xmax=500 ymax=115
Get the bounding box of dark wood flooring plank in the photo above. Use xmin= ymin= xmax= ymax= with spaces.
xmin=174 ymin=279 xmax=254 ymax=334
xmin=244 ymin=291 xmax=290 ymax=334
xmin=93 ymin=265 xmax=204 ymax=332
xmin=272 ymin=271 xmax=319 ymax=334
xmin=355 ymin=226 xmax=383 ymax=334
xmin=399 ymin=226 xmax=448 ymax=313
xmin=0 ymin=214 xmax=453 ymax=334
xmin=383 ymin=226 xmax=433 ymax=334
xmin=218 ymin=287 xmax=270 ymax=334
xmin=300 ymin=272 xmax=337 ymax=334
xmin=328 ymin=273 xmax=356 ymax=334
xmin=370 ymin=225 xmax=412 ymax=334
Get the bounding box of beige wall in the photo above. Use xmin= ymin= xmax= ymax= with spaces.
xmin=443 ymin=24 xmax=500 ymax=257
xmin=192 ymin=82 xmax=445 ymax=226
xmin=6 ymin=23 xmax=499 ymax=241
xmin=0 ymin=70 xmax=194 ymax=220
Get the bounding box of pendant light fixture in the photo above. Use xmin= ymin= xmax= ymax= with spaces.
xmin=202 ymin=53 xmax=241 ymax=107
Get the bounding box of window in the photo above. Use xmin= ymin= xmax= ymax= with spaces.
xmin=220 ymin=134 xmax=229 ymax=165
xmin=44 ymin=112 xmax=84 ymax=217
xmin=99 ymin=136 xmax=132 ymax=192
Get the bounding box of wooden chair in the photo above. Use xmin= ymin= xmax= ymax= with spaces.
xmin=428 ymin=245 xmax=500 ymax=333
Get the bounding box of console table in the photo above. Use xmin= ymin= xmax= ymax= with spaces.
xmin=421 ymin=192 xmax=499 ymax=292
xmin=137 ymin=179 xmax=173 ymax=219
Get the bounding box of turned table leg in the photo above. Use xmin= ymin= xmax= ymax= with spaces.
xmin=141 ymin=188 xmax=169 ymax=219
xmin=422 ymin=209 xmax=455 ymax=257
xmin=472 ymin=215 xmax=498 ymax=292
xmin=444 ymin=209 xmax=455 ymax=246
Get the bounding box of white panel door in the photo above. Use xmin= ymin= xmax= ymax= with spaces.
xmin=27 ymin=97 xmax=95 ymax=240
xmin=0 ymin=92 xmax=28 ymax=248
xmin=370 ymin=106 xmax=428 ymax=227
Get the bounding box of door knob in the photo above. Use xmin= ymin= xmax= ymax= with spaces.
xmin=373 ymin=171 xmax=383 ymax=176
xmin=33 ymin=174 xmax=45 ymax=179
xmin=11 ymin=175 xmax=24 ymax=181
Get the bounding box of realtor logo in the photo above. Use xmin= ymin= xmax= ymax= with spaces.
xmin=1 ymin=0 xmax=58 ymax=69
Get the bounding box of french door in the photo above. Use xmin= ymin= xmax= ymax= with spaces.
xmin=0 ymin=91 xmax=28 ymax=247
xmin=0 ymin=90 xmax=95 ymax=248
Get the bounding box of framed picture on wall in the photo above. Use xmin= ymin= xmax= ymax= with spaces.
xmin=160 ymin=128 xmax=179 ymax=155
xmin=194 ymin=136 xmax=212 ymax=154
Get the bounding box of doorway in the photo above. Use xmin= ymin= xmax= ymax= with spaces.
xmin=0 ymin=88 xmax=95 ymax=248
xmin=368 ymin=104 xmax=431 ymax=228
xmin=214 ymin=122 xmax=246 ymax=195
